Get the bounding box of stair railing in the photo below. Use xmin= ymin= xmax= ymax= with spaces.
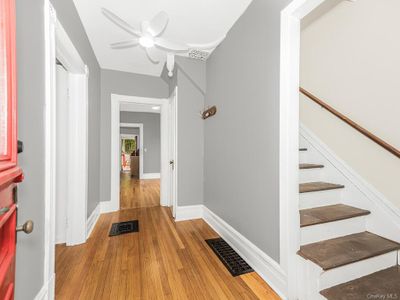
xmin=299 ymin=87 xmax=400 ymax=159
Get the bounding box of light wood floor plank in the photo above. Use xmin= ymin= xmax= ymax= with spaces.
xmin=56 ymin=179 xmax=280 ymax=299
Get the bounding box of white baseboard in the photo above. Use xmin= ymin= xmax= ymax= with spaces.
xmin=55 ymin=232 xmax=66 ymax=245
xmin=86 ymin=203 xmax=100 ymax=239
xmin=34 ymin=273 xmax=55 ymax=300
xmin=175 ymin=205 xmax=287 ymax=298
xmin=175 ymin=205 xmax=204 ymax=221
xmin=100 ymin=200 xmax=118 ymax=214
xmin=202 ymin=207 xmax=288 ymax=299
xmin=141 ymin=172 xmax=161 ymax=179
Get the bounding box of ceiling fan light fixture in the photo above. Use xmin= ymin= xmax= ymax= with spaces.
xmin=139 ymin=36 xmax=155 ymax=48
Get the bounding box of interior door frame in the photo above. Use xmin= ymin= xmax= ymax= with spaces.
xmin=120 ymin=124 xmax=144 ymax=178
xmin=106 ymin=94 xmax=171 ymax=213
xmin=44 ymin=1 xmax=89 ymax=297
xmin=169 ymin=87 xmax=178 ymax=218
xmin=280 ymin=0 xmax=329 ymax=297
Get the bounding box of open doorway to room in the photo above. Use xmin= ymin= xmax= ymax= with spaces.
xmin=120 ymin=134 xmax=138 ymax=174
xmin=118 ymin=104 xmax=162 ymax=210
xmin=110 ymin=92 xmax=178 ymax=216
xmin=110 ymin=93 xmax=178 ymax=215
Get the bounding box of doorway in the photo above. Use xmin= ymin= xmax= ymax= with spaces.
xmin=119 ymin=120 xmax=159 ymax=210
xmin=109 ymin=93 xmax=177 ymax=214
xmin=120 ymin=134 xmax=138 ymax=172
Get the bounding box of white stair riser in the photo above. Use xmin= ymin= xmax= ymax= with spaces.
xmin=299 ymin=169 xmax=323 ymax=183
xmin=301 ymin=216 xmax=366 ymax=245
xmin=300 ymin=189 xmax=342 ymax=209
xmin=299 ymin=151 xmax=308 ymax=164
xmin=319 ymin=251 xmax=398 ymax=290
xmin=299 ymin=126 xmax=400 ymax=299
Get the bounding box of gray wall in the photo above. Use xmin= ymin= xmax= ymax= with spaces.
xmin=50 ymin=0 xmax=101 ymax=218
xmin=175 ymin=58 xmax=206 ymax=206
xmin=15 ymin=0 xmax=45 ymax=298
xmin=120 ymin=112 xmax=161 ymax=173
xmin=204 ymin=0 xmax=292 ymax=263
xmin=100 ymin=69 xmax=169 ymax=202
xmin=120 ymin=127 xmax=140 ymax=135
xmin=161 ymin=58 xmax=206 ymax=206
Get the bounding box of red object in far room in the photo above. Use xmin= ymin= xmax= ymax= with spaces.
xmin=0 ymin=0 xmax=23 ymax=298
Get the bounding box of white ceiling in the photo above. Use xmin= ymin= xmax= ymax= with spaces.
xmin=120 ymin=102 xmax=160 ymax=114
xmin=72 ymin=0 xmax=252 ymax=76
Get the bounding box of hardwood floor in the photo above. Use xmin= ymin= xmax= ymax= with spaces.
xmin=120 ymin=173 xmax=160 ymax=209
xmin=55 ymin=206 xmax=280 ymax=299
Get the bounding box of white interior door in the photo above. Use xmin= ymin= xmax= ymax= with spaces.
xmin=169 ymin=89 xmax=178 ymax=217
xmin=55 ymin=64 xmax=69 ymax=244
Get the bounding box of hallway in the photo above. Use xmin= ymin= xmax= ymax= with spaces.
xmin=55 ymin=206 xmax=279 ymax=299
xmin=120 ymin=173 xmax=160 ymax=209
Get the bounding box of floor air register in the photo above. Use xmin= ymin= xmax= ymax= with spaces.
xmin=206 ymin=238 xmax=254 ymax=276
xmin=109 ymin=220 xmax=139 ymax=236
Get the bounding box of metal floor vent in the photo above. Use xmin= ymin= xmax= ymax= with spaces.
xmin=109 ymin=220 xmax=139 ymax=237
xmin=206 ymin=238 xmax=254 ymax=276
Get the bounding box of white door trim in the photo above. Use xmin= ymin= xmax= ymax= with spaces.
xmin=44 ymin=1 xmax=89 ymax=298
xmin=108 ymin=94 xmax=170 ymax=213
xmin=120 ymin=133 xmax=138 ymax=139
xmin=169 ymin=87 xmax=178 ymax=218
xmin=120 ymin=123 xmax=144 ymax=178
xmin=280 ymin=0 xmax=329 ymax=298
xmin=44 ymin=3 xmax=57 ymax=298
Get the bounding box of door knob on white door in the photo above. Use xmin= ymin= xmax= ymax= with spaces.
xmin=16 ymin=220 xmax=34 ymax=234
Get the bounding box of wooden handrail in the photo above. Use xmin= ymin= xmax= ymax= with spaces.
xmin=300 ymin=87 xmax=400 ymax=159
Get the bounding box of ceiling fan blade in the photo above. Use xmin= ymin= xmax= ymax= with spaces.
xmin=147 ymin=11 xmax=169 ymax=36
xmin=155 ymin=38 xmax=189 ymax=52
xmin=110 ymin=39 xmax=139 ymax=49
xmin=141 ymin=21 xmax=150 ymax=35
xmin=102 ymin=8 xmax=142 ymax=37
xmin=187 ymin=35 xmax=226 ymax=50
xmin=145 ymin=47 xmax=162 ymax=64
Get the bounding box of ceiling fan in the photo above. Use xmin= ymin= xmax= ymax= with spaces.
xmin=102 ymin=8 xmax=224 ymax=76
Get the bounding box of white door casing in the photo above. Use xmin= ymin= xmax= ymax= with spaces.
xmin=169 ymin=88 xmax=178 ymax=217
xmin=107 ymin=94 xmax=173 ymax=213
xmin=280 ymin=0 xmax=330 ymax=298
xmin=55 ymin=65 xmax=68 ymax=244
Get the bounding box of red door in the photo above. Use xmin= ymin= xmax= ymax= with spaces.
xmin=0 ymin=0 xmax=23 ymax=299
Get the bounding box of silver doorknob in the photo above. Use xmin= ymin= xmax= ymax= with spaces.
xmin=17 ymin=220 xmax=34 ymax=234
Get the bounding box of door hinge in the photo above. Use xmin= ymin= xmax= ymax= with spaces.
xmin=13 ymin=186 xmax=18 ymax=204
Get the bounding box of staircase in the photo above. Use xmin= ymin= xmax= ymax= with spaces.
xmin=297 ymin=142 xmax=400 ymax=299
